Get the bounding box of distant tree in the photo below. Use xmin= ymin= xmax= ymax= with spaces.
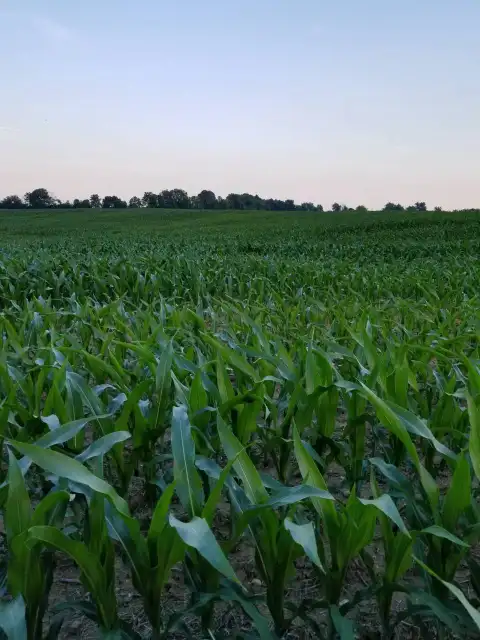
xmin=356 ymin=205 xmax=368 ymax=213
xmin=383 ymin=202 xmax=404 ymax=212
xmin=159 ymin=190 xmax=173 ymax=208
xmin=159 ymin=188 xmax=189 ymax=209
xmin=0 ymin=194 xmax=24 ymax=209
xmin=406 ymin=205 xmax=417 ymax=212
xmin=102 ymin=195 xmax=127 ymax=208
xmin=170 ymin=189 xmax=190 ymax=209
xmin=89 ymin=194 xmax=101 ymax=208
xmin=196 ymin=190 xmax=217 ymax=209
xmin=415 ymin=202 xmax=427 ymax=212
xmin=225 ymin=193 xmax=242 ymax=209
xmin=6 ymin=187 xmax=355 ymax=214
xmin=264 ymin=198 xmax=286 ymax=211
xmin=240 ymin=193 xmax=256 ymax=210
xmin=24 ymin=188 xmax=54 ymax=208
xmin=73 ymin=199 xmax=90 ymax=208
xmin=129 ymin=196 xmax=142 ymax=208
xmin=331 ymin=202 xmax=341 ymax=212
xmin=252 ymin=194 xmax=266 ymax=210
xmin=299 ymin=202 xmax=315 ymax=211
xmin=142 ymin=192 xmax=158 ymax=208
xmin=434 ymin=206 xmax=443 ymax=212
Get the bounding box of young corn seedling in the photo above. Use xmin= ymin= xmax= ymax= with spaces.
xmin=4 ymin=450 xmax=70 ymax=640
xmin=218 ymin=416 xmax=334 ymax=637
xmin=293 ymin=427 xmax=413 ymax=636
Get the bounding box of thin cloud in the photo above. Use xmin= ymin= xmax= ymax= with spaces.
xmin=0 ymin=10 xmax=75 ymax=43
xmin=30 ymin=15 xmax=74 ymax=43
xmin=0 ymin=126 xmax=20 ymax=141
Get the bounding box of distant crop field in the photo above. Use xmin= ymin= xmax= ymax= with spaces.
xmin=0 ymin=207 xmax=479 ymax=638
xmin=1 ymin=205 xmax=479 ymax=239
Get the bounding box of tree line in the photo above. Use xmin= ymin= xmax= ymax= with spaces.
xmin=0 ymin=188 xmax=453 ymax=213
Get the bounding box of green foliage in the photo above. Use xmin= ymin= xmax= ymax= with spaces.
xmin=0 ymin=209 xmax=479 ymax=638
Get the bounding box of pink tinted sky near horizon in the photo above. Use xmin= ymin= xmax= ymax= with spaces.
xmin=0 ymin=0 xmax=479 ymax=209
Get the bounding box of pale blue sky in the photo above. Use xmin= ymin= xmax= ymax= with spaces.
xmin=1 ymin=1 xmax=479 ymax=208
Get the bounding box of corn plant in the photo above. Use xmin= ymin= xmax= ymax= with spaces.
xmin=1 ymin=208 xmax=480 ymax=639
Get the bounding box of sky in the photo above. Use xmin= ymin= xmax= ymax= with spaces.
xmin=1 ymin=1 xmax=479 ymax=209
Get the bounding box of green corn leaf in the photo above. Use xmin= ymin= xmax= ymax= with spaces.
xmin=360 ymin=385 xmax=439 ymax=510
xmin=216 ymin=354 xmax=235 ymax=403
xmin=114 ymin=379 xmax=151 ymax=431
xmin=217 ymin=414 xmax=268 ymax=505
xmin=305 ymin=348 xmax=321 ymax=395
xmin=75 ymin=432 xmax=131 ymax=463
xmin=284 ymin=518 xmax=323 ymax=571
xmin=7 ymin=440 xmax=129 ymax=516
xmin=443 ymin=454 xmax=471 ymax=532
xmin=369 ymin=457 xmax=414 ymax=497
xmin=171 ymin=405 xmax=204 ymax=517
xmin=6 ymin=449 xmax=31 ymax=540
xmin=148 ymin=482 xmax=176 ymax=542
xmin=169 ymin=515 xmax=239 ymax=584
xmin=293 ymin=426 xmax=338 ymax=527
xmin=414 ymin=557 xmax=480 ymax=630
xmin=234 ymin=485 xmax=335 ymax=538
xmin=236 ymin=397 xmax=262 ymax=444
xmin=0 ymin=595 xmax=27 ymax=640
xmin=40 ymin=414 xmax=61 ymax=431
xmin=31 ymin=490 xmax=70 ymax=527
xmin=214 ymin=581 xmax=276 ymax=640
xmin=359 ymin=384 xmax=419 ymax=466
xmin=420 ymin=525 xmax=469 ymax=548
xmin=81 ymin=350 xmax=127 ymax=389
xmin=405 ymin=590 xmax=465 ymax=634
xmin=27 ymin=525 xmax=105 ymax=596
xmin=104 ymin=505 xmax=150 ymax=592
xmin=153 ymin=340 xmax=173 ymax=426
xmin=467 ymin=394 xmax=480 ymax=482
xmin=262 ymin=484 xmax=334 ymax=508
xmin=385 ymin=532 xmax=413 ymax=583
xmin=189 ymin=370 xmax=209 ymax=429
xmin=65 ymin=370 xmax=104 ymax=421
xmin=202 ymin=333 xmax=258 ymax=381
xmin=385 ymin=400 xmax=456 ymax=460
xmin=330 ymin=605 xmax=355 ymax=640
xmin=202 ymin=456 xmax=239 ymax=526
xmin=359 ymin=494 xmax=409 ymax=535
xmin=35 ymin=415 xmax=110 ymax=449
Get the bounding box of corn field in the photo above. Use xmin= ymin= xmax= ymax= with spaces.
xmin=0 ymin=209 xmax=479 ymax=639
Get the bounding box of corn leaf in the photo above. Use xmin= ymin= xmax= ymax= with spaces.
xmin=284 ymin=518 xmax=323 ymax=571
xmin=217 ymin=414 xmax=268 ymax=505
xmin=415 ymin=557 xmax=480 ymax=630
xmin=6 ymin=449 xmax=31 ymax=540
xmin=7 ymin=440 xmax=129 ymax=516
xmin=0 ymin=595 xmax=27 ymax=640
xmin=171 ymin=405 xmax=204 ymax=517
xmin=169 ymin=515 xmax=239 ymax=583
xmin=467 ymin=393 xmax=480 ymax=482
